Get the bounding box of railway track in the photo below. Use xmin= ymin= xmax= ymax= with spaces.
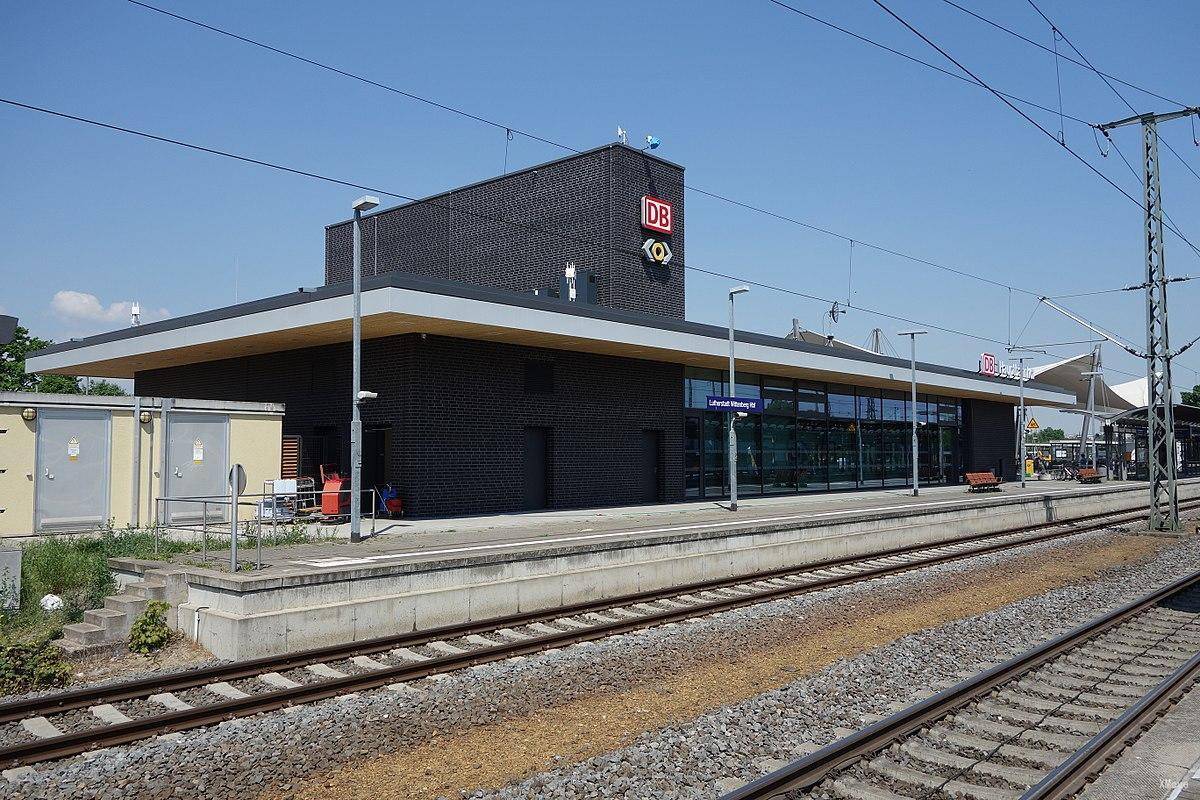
xmin=1 ymin=501 xmax=1192 ymax=770
xmin=722 ymin=568 xmax=1200 ymax=800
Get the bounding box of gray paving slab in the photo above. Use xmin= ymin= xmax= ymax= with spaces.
xmin=1081 ymin=681 xmax=1200 ymax=800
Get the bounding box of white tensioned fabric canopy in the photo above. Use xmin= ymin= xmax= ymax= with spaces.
xmin=1029 ymin=352 xmax=1142 ymax=413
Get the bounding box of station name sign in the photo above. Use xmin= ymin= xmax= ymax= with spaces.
xmin=978 ymin=352 xmax=1035 ymax=382
xmin=706 ymin=395 xmax=764 ymax=413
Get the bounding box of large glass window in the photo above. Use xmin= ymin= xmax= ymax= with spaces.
xmin=857 ymin=388 xmax=882 ymax=423
xmin=684 ymin=367 xmax=724 ymax=409
xmin=762 ymin=414 xmax=796 ymax=493
xmin=828 ymin=421 xmax=858 ymax=488
xmin=797 ymin=421 xmax=827 ymax=490
xmin=828 ymin=384 xmax=856 ymax=420
xmin=734 ymin=373 xmax=762 ymax=401
xmin=883 ymin=423 xmax=910 ymax=486
xmin=858 ymin=421 xmax=883 ymax=486
xmin=940 ymin=427 xmax=960 ymax=484
xmin=882 ymin=390 xmax=907 ymax=422
xmin=682 ymin=374 xmax=965 ymax=497
xmin=939 ymin=398 xmax=960 ymax=426
xmin=918 ymin=394 xmax=936 ymax=426
xmin=703 ymin=412 xmax=725 ymax=495
xmin=684 ymin=415 xmax=702 ymax=498
xmin=734 ymin=414 xmax=761 ymax=495
xmin=763 ymin=377 xmax=796 ymax=416
xmin=797 ymin=381 xmax=827 ymax=419
xmin=919 ymin=425 xmax=941 ymax=484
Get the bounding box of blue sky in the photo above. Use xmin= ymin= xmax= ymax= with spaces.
xmin=2 ymin=1 xmax=1198 ymax=430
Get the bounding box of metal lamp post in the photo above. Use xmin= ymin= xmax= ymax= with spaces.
xmin=898 ymin=330 xmax=927 ymax=497
xmin=728 ymin=286 xmax=749 ymax=511
xmin=350 ymin=195 xmax=380 ymax=543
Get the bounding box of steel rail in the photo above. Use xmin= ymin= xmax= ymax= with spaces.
xmin=4 ymin=501 xmax=1174 ymax=727
xmin=1 ymin=501 xmax=1192 ymax=767
xmin=1019 ymin=650 xmax=1200 ymax=799
xmin=721 ymin=568 xmax=1200 ymax=800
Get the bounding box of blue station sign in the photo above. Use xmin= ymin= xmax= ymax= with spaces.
xmin=705 ymin=395 xmax=764 ymax=414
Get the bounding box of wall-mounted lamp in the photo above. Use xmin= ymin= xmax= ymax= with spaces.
xmin=139 ymin=411 xmax=152 ymax=424
xmin=21 ymin=408 xmax=36 ymax=422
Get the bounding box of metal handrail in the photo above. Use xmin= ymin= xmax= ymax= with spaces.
xmin=151 ymin=487 xmax=378 ymax=571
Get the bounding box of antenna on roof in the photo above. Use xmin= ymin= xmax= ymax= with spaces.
xmin=616 ymin=126 xmax=627 ymax=145
xmin=828 ymin=300 xmax=847 ymax=325
xmin=130 ymin=302 xmax=141 ymax=327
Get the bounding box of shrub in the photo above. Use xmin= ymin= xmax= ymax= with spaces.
xmin=0 ymin=615 xmax=72 ymax=695
xmin=128 ymin=601 xmax=171 ymax=654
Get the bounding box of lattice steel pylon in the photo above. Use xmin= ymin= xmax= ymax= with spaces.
xmin=1140 ymin=119 xmax=1178 ymax=530
xmin=1096 ymin=108 xmax=1200 ymax=530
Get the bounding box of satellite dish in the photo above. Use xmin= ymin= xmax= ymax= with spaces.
xmin=645 ymin=135 xmax=661 ymax=150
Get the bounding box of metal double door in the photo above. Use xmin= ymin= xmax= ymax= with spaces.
xmin=35 ymin=409 xmax=111 ymax=531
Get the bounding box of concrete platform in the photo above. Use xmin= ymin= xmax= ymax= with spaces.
xmin=1080 ymin=682 xmax=1200 ymax=800
xmin=110 ymin=479 xmax=1200 ymax=660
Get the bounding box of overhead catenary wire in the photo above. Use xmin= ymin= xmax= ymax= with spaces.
xmin=0 ymin=95 xmax=1013 ymax=350
xmin=864 ymin=0 xmax=1200 ymax=256
xmin=942 ymin=0 xmax=1200 ymax=185
xmin=125 ymin=0 xmax=1138 ymax=300
xmin=1024 ymin=0 xmax=1200 ymax=187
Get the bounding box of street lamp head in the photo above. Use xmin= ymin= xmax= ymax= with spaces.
xmin=352 ymin=195 xmax=380 ymax=213
xmin=729 ymin=286 xmax=750 ymax=297
xmin=897 ymin=329 xmax=927 ymax=337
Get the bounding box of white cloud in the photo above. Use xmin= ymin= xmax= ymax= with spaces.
xmin=50 ymin=291 xmax=168 ymax=326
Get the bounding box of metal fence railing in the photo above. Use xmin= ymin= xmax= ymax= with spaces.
xmin=152 ymin=487 xmax=378 ymax=571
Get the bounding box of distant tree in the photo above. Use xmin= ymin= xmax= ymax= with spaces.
xmin=1183 ymin=384 xmax=1200 ymax=407
xmin=1029 ymin=427 xmax=1067 ymax=443
xmin=84 ymin=380 xmax=127 ymax=396
xmin=0 ymin=326 xmax=125 ymax=395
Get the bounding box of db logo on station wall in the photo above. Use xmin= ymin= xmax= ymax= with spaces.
xmin=641 ymin=195 xmax=673 ymax=235
xmin=978 ymin=352 xmax=998 ymax=376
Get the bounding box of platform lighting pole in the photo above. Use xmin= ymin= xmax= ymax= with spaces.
xmin=728 ymin=286 xmax=749 ymax=511
xmin=350 ymin=195 xmax=380 ymax=543
xmin=898 ymin=331 xmax=926 ymax=496
xmin=1096 ymin=108 xmax=1200 ymax=531
xmin=1017 ymin=358 xmax=1027 ymax=488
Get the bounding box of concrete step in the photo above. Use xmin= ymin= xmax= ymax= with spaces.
xmin=127 ymin=580 xmax=166 ymax=601
xmin=104 ymin=594 xmax=149 ymax=617
xmin=82 ymin=608 xmax=128 ymax=637
xmin=61 ymin=621 xmax=105 ymax=645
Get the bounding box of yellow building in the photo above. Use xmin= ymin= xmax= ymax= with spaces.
xmin=0 ymin=393 xmax=283 ymax=538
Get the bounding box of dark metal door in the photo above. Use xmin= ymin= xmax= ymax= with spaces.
xmin=640 ymin=430 xmax=661 ymax=503
xmin=522 ymin=427 xmax=550 ymax=510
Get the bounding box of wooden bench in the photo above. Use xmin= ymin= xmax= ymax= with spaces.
xmin=965 ymin=471 xmax=1001 ymax=492
xmin=1077 ymin=467 xmax=1101 ymax=484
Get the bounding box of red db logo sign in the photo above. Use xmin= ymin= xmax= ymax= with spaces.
xmin=641 ymin=195 xmax=673 ymax=235
xmin=979 ymin=352 xmax=997 ymax=376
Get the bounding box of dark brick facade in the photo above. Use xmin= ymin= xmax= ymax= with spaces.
xmin=325 ymin=144 xmax=685 ymax=319
xmin=135 ymin=334 xmax=684 ymax=517
xmin=962 ymin=399 xmax=1018 ymax=480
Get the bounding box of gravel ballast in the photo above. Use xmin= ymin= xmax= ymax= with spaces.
xmin=4 ymin=524 xmax=1197 ymax=800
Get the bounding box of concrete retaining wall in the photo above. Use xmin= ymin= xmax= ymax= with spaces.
xmin=114 ymin=481 xmax=1200 ymax=659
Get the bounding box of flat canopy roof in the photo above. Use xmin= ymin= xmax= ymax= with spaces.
xmin=27 ymin=272 xmax=1075 ymax=407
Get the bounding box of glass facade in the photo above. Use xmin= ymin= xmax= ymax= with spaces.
xmin=683 ymin=368 xmax=963 ymax=499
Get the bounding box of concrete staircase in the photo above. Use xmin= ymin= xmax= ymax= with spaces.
xmin=56 ymin=569 xmax=179 ymax=656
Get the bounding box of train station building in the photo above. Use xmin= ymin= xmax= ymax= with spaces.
xmin=27 ymin=143 xmax=1076 ymax=517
